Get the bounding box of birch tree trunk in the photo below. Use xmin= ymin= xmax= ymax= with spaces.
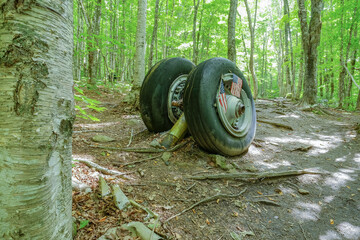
xmin=297 ymin=0 xmax=323 ymax=105
xmin=0 ymin=0 xmax=74 ymax=239
xmin=133 ymin=0 xmax=147 ymax=90
xmin=228 ymin=0 xmax=238 ymax=63
xmin=244 ymin=0 xmax=259 ymax=99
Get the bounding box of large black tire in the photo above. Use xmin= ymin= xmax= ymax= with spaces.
xmin=140 ymin=58 xmax=195 ymax=132
xmin=183 ymin=57 xmax=256 ymax=156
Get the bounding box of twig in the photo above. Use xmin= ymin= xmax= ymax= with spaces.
xmin=164 ymin=188 xmax=247 ymax=223
xmin=114 ymin=154 xmax=162 ymax=166
xmin=73 ymin=130 xmax=104 ymax=133
xmin=76 ymin=159 xmax=129 ymax=178
xmin=253 ymin=194 xmax=281 ymax=198
xmin=186 ymin=183 xmax=196 ymax=191
xmin=189 ymin=170 xmax=323 ymax=181
xmin=129 ymin=199 xmax=159 ymax=221
xmin=90 ymin=140 xmax=190 ymax=153
xmin=252 ymin=199 xmax=281 ymax=207
xmin=299 ymin=223 xmax=309 ymax=240
xmin=126 ymin=129 xmax=134 ymax=147
xmin=257 ymin=119 xmax=293 ymax=130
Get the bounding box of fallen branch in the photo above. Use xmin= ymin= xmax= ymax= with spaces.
xmin=257 ymin=119 xmax=293 ymax=130
xmin=164 ymin=188 xmax=247 ymax=223
xmin=129 ymin=200 xmax=159 ymax=221
xmin=127 ymin=129 xmax=134 ymax=147
xmin=290 ymin=146 xmax=312 ymax=152
xmin=73 ymin=129 xmax=104 ymax=133
xmin=189 ymin=170 xmax=323 ymax=181
xmin=90 ymin=140 xmax=190 ymax=153
xmin=252 ymin=199 xmax=281 ymax=207
xmin=113 ymin=154 xmax=162 ymax=167
xmin=76 ymin=159 xmax=130 ymax=178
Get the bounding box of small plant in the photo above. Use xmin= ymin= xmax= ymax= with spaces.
xmin=78 ymin=219 xmax=89 ymax=229
xmin=74 ymin=86 xmax=106 ymax=121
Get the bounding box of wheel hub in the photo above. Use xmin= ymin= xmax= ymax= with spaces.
xmin=216 ymin=73 xmax=253 ymax=137
xmin=167 ymin=74 xmax=188 ymax=123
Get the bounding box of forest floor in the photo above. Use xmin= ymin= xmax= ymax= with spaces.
xmin=71 ymin=87 xmax=360 ymax=240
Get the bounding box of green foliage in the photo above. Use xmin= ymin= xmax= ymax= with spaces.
xmin=79 ymin=219 xmax=90 ymax=229
xmin=74 ymin=86 xmax=106 ymax=121
xmin=73 ymin=0 xmax=360 ymax=110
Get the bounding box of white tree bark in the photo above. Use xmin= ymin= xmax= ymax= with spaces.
xmin=133 ymin=0 xmax=148 ymax=89
xmin=0 ymin=0 xmax=74 ymax=239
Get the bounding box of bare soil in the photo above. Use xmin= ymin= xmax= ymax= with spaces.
xmin=72 ymin=88 xmax=360 ymax=240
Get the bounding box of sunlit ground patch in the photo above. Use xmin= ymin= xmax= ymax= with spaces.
xmin=291 ymin=201 xmax=321 ymax=221
xmin=336 ymin=222 xmax=360 ymax=239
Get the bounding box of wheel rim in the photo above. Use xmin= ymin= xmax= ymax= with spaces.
xmin=168 ymin=74 xmax=188 ymax=123
xmin=216 ymin=73 xmax=253 ymax=137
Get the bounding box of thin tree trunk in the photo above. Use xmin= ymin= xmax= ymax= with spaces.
xmin=342 ymin=1 xmax=358 ymax=107
xmin=284 ymin=0 xmax=291 ymax=96
xmin=148 ymin=0 xmax=161 ymax=69
xmin=196 ymin=0 xmax=205 ymax=61
xmin=270 ymin=10 xmax=283 ymax=96
xmin=133 ymin=0 xmax=147 ymax=90
xmin=244 ymin=0 xmax=259 ymax=99
xmin=296 ymin=51 xmax=304 ymax=99
xmin=286 ymin=0 xmax=296 ymax=97
xmin=228 ymin=0 xmax=238 ymax=63
xmin=0 ymin=0 xmax=74 ymax=238
xmin=192 ymin=0 xmax=201 ymax=64
xmin=297 ymin=0 xmax=323 ymax=106
xmin=338 ymin=0 xmax=346 ymax=108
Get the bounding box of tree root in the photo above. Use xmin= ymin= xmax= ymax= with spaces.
xmin=164 ymin=188 xmax=247 ymax=223
xmin=189 ymin=170 xmax=323 ymax=181
xmin=257 ymin=119 xmax=293 ymax=130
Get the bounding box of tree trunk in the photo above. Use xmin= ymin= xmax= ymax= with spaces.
xmin=296 ymin=51 xmax=304 ymax=99
xmin=86 ymin=0 xmax=102 ymax=86
xmin=283 ymin=0 xmax=291 ymax=96
xmin=0 ymin=1 xmax=74 ymax=238
xmin=341 ymin=0 xmax=358 ymax=108
xmin=227 ymin=0 xmax=238 ymax=63
xmin=297 ymin=0 xmax=323 ymax=106
xmin=133 ymin=0 xmax=147 ymax=90
xmin=270 ymin=11 xmax=284 ymax=97
xmin=192 ymin=0 xmax=201 ymax=64
xmin=148 ymin=0 xmax=160 ymax=69
xmin=244 ymin=0 xmax=259 ymax=99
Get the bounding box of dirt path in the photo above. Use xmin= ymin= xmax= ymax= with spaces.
xmin=72 ymin=91 xmax=360 ymax=240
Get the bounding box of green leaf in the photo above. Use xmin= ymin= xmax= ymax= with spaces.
xmin=79 ymin=219 xmax=89 ymax=229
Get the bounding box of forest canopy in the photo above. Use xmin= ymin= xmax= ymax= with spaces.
xmin=74 ymin=0 xmax=360 ymax=110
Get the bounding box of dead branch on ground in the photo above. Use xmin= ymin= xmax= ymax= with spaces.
xmin=164 ymin=188 xmax=247 ymax=223
xmin=113 ymin=154 xmax=162 ymax=167
xmin=76 ymin=159 xmax=130 ymax=178
xmin=257 ymin=119 xmax=293 ymax=130
xmin=189 ymin=170 xmax=323 ymax=181
xmin=90 ymin=140 xmax=190 ymax=153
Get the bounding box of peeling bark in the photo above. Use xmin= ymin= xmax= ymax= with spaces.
xmin=0 ymin=0 xmax=74 ymax=238
xmin=133 ymin=0 xmax=147 ymax=90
